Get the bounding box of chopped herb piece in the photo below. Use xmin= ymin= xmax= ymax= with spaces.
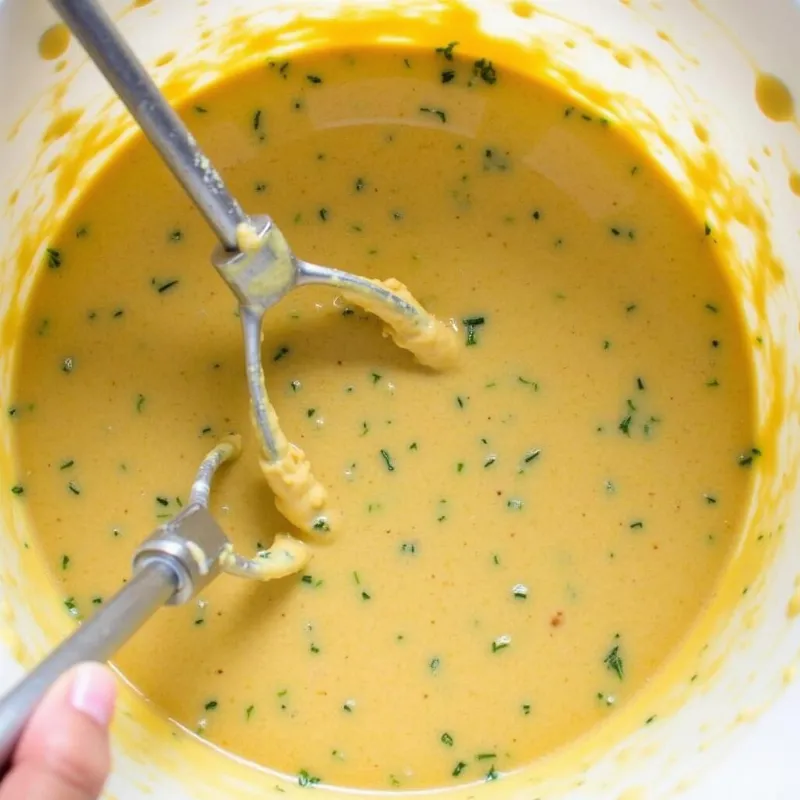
xmin=46 ymin=247 xmax=62 ymax=268
xmin=456 ymin=395 xmax=466 ymax=409
xmin=636 ymin=377 xmax=645 ymax=390
xmin=522 ymin=703 xmax=531 ymax=715
xmin=492 ymin=553 xmax=500 ymax=565
xmin=705 ymin=303 xmax=719 ymax=313
xmin=379 ymin=449 xmax=395 ymax=471
xmin=155 ymin=496 xmax=169 ymax=507
xmin=67 ymin=481 xmax=80 ymax=496
xmin=194 ymin=105 xmax=208 ymax=113
xmin=354 ymin=177 xmax=366 ymax=192
xmin=517 ymin=376 xmax=539 ymax=390
xmin=273 ymin=346 xmax=290 ymax=361
xmin=618 ymin=415 xmax=632 ymax=436
xmin=703 ymin=494 xmax=718 ymax=504
xmin=626 ymin=303 xmax=637 ymax=312
xmin=523 ymin=448 xmax=541 ymax=463
xmin=61 ymin=357 xmax=74 ymax=373
xmin=76 ymin=226 xmax=89 ymax=238
xmin=476 ymin=752 xmax=497 ymax=761
xmin=506 ymin=498 xmax=524 ymax=510
xmin=400 ymin=542 xmax=417 ymax=554
xmin=705 ymin=222 xmax=712 ymax=236
xmin=441 ymin=69 xmax=456 ymax=83
xmin=306 ymin=74 xmax=323 ymax=84
xmin=361 ymin=591 xmax=371 ymax=601
xmin=429 ymin=657 xmax=441 ymax=673
xmin=135 ymin=393 xmax=146 ymax=413
xmin=91 ymin=596 xmax=103 ymax=605
xmin=306 ymin=408 xmax=316 ymax=418
xmin=318 ymin=207 xmax=329 ymax=222
xmin=706 ymin=378 xmax=720 ymax=387
xmin=629 ymin=520 xmax=644 ymax=529
xmin=485 ymin=766 xmax=499 ymax=782
xmin=153 ymin=278 xmax=179 ymax=293
xmin=64 ymin=597 xmax=80 ymax=618
xmin=603 ymin=340 xmax=611 ymax=350
xmin=309 ymin=643 xmax=320 ymax=654
xmin=246 ymin=705 xmax=255 ymax=720
xmin=408 ymin=442 xmax=418 ymax=451
xmin=452 ymin=761 xmax=467 ymax=777
xmin=420 ymin=106 xmax=447 ymax=123
xmin=645 ymin=714 xmax=657 ymax=725
xmin=492 ymin=635 xmax=511 ymax=652
xmin=738 ymin=447 xmax=762 ymax=467
xmin=252 ymin=109 xmax=263 ymax=130
xmin=472 ymin=58 xmax=497 ymax=84
xmin=371 ymin=372 xmax=381 ymax=384
xmin=61 ymin=554 xmax=70 ymax=570
xmin=441 ymin=732 xmax=454 ymax=746
xmin=298 ymin=770 xmax=321 ymax=787
xmin=456 ymin=462 xmax=465 ymax=473
xmin=312 ymin=517 xmax=330 ymax=532
xmin=435 ymin=41 xmax=459 ymax=60
xmin=342 ymin=699 xmax=356 ymax=712
xmin=604 ymin=644 xmax=624 ymax=680
xmin=205 ymin=700 xmax=218 ymax=711
xmin=462 ymin=315 xmax=486 ymax=346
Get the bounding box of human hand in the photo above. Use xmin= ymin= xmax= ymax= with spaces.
xmin=0 ymin=662 xmax=116 ymax=800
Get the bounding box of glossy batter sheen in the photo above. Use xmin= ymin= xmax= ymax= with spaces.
xmin=11 ymin=46 xmax=756 ymax=790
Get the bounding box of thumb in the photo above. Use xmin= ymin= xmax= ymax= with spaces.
xmin=0 ymin=662 xmax=116 ymax=800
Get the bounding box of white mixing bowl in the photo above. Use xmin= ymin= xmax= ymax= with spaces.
xmin=1 ymin=1 xmax=799 ymax=797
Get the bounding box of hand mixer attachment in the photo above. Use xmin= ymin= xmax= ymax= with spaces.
xmin=0 ymin=0 xmax=460 ymax=764
xmin=52 ymin=0 xmax=459 ymax=540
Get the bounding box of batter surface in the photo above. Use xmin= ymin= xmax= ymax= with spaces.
xmin=11 ymin=45 xmax=755 ymax=790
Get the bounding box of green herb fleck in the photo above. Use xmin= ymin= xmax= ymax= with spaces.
xmin=379 ymin=449 xmax=395 ymax=472
xmin=517 ymin=376 xmax=539 ymax=390
xmin=435 ymin=41 xmax=459 ymax=60
xmin=441 ymin=69 xmax=456 ymax=83
xmin=476 ymin=753 xmax=497 ymax=761
xmin=246 ymin=705 xmax=255 ymax=720
xmin=306 ymin=74 xmax=323 ymax=84
xmin=604 ymin=643 xmax=624 ymax=680
xmin=738 ymin=447 xmax=762 ymax=467
xmin=64 ymin=597 xmax=80 ymax=618
xmin=273 ymin=346 xmax=290 ymax=361
xmin=452 ymin=761 xmax=467 ymax=777
xmin=429 ymin=657 xmax=441 ymax=673
xmin=618 ymin=415 xmax=632 ymax=437
xmin=522 ymin=703 xmax=531 ymax=715
xmin=153 ymin=278 xmax=180 ymax=293
xmin=420 ymin=106 xmax=447 ymax=123
xmin=463 ymin=315 xmax=485 ymax=346
xmin=67 ymin=481 xmax=81 ymax=496
xmin=523 ymin=448 xmax=541 ymax=464
xmin=61 ymin=357 xmax=74 ymax=373
xmin=61 ymin=554 xmax=70 ymax=570
xmin=59 ymin=459 xmax=74 ymax=470
xmin=491 ymin=635 xmax=511 ymax=653
xmin=472 ymin=58 xmax=497 ymax=84
xmin=204 ymin=700 xmax=218 ymax=711
xmin=298 ymin=770 xmax=321 ymax=787
xmin=46 ymin=247 xmax=62 ymax=269
xmin=441 ymin=732 xmax=454 ymax=746
xmin=705 ymin=303 xmax=719 ymax=313
xmin=629 ymin=520 xmax=644 ymax=529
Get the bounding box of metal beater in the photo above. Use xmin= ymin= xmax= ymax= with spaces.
xmin=0 ymin=0 xmax=459 ymax=766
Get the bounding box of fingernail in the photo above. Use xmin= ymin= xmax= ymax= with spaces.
xmin=69 ymin=662 xmax=117 ymax=728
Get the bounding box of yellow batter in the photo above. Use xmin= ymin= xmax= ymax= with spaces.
xmin=11 ymin=45 xmax=755 ymax=790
